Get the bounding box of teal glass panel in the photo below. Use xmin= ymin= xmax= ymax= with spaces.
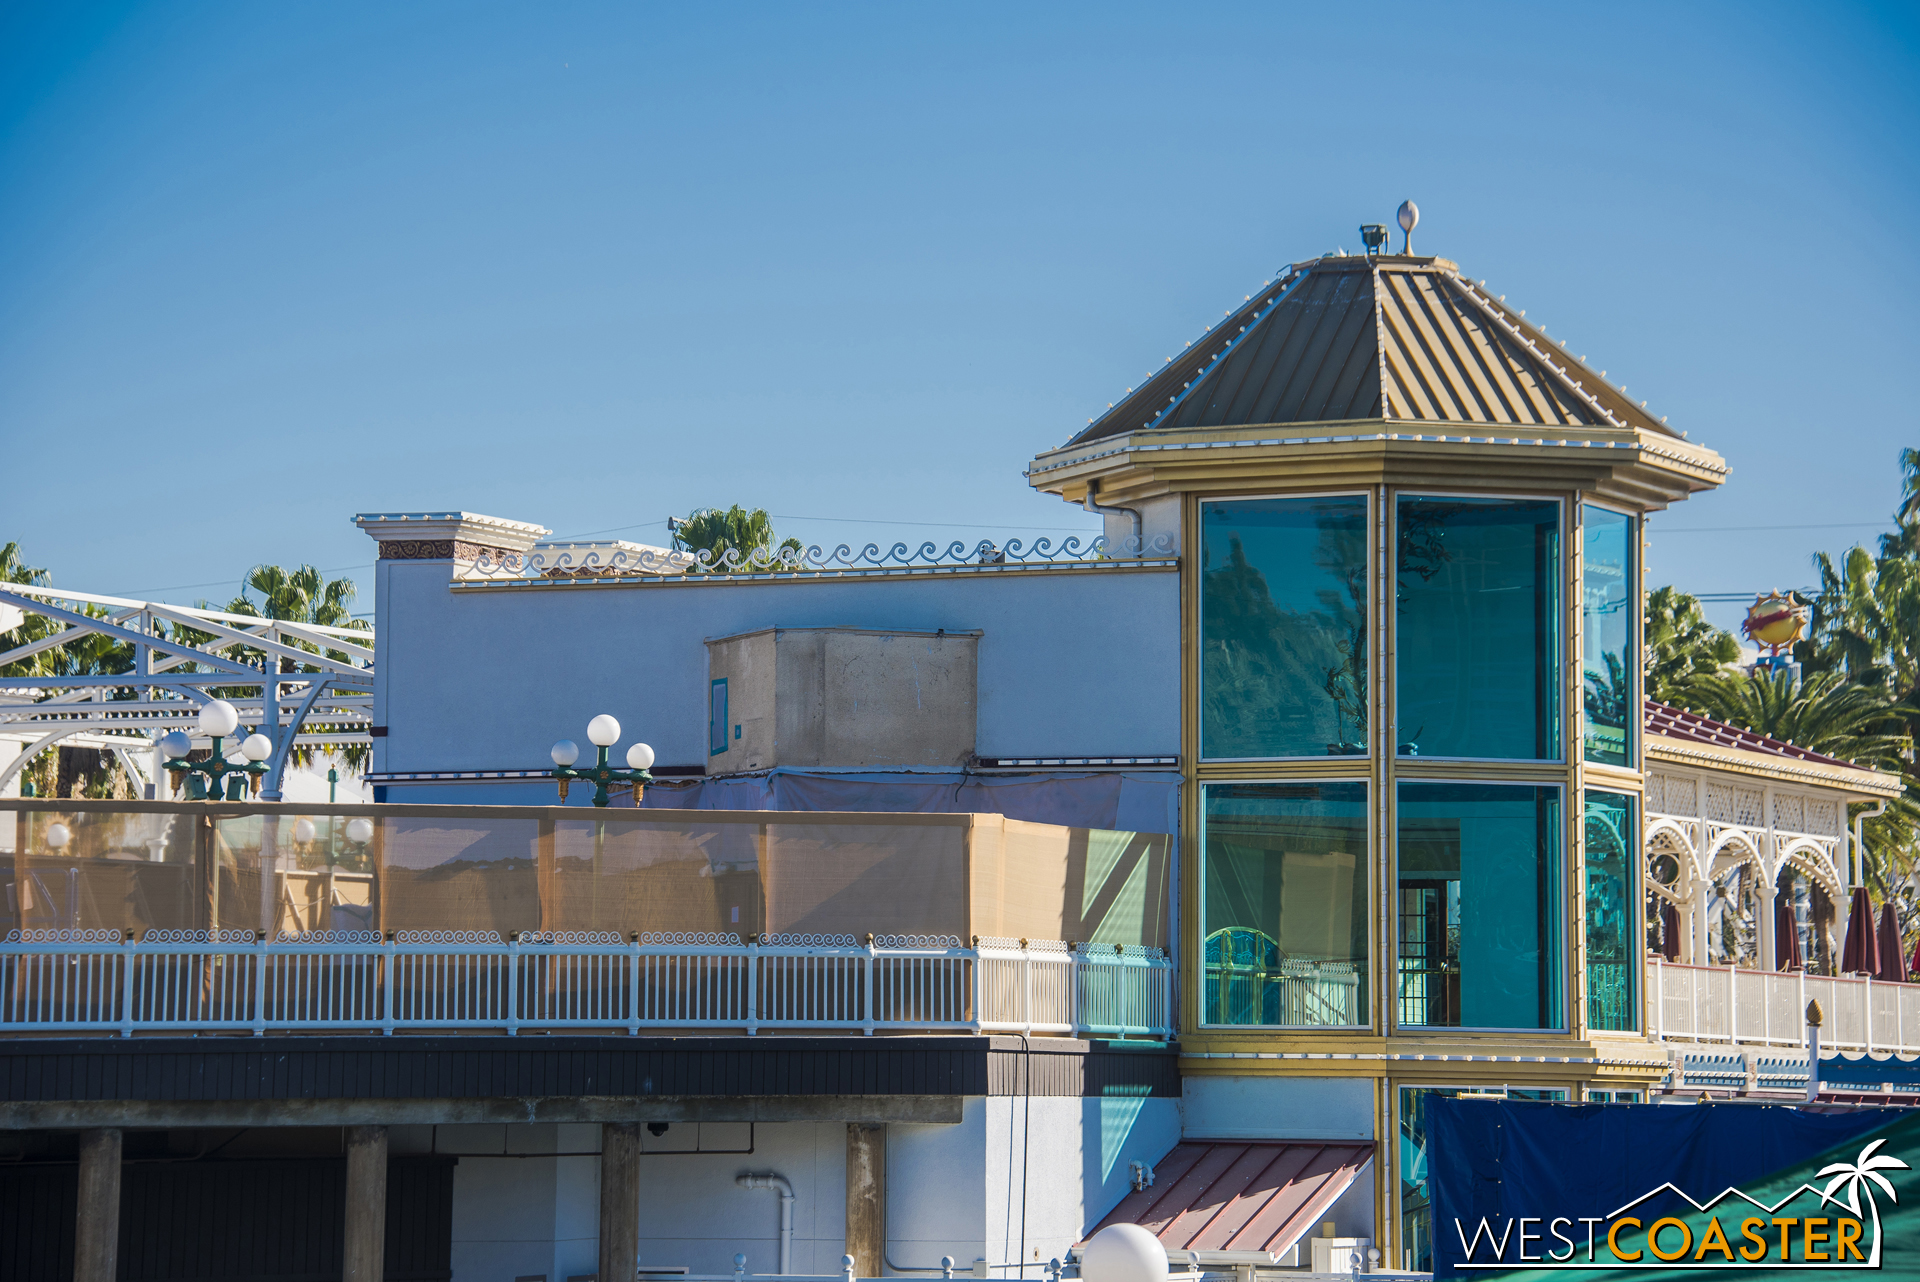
xmin=1397 ymin=1085 xmax=1568 ymax=1272
xmin=1395 ymin=496 xmax=1561 ymax=759
xmin=1581 ymin=506 xmax=1635 ymax=765
xmin=1202 ymin=496 xmax=1368 ymax=758
xmin=1396 ymin=782 xmax=1563 ymax=1030
xmin=1202 ymin=782 xmax=1368 ymax=1027
xmin=1584 ymin=790 xmax=1638 ymax=1031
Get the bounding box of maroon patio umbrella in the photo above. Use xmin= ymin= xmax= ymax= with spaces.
xmin=1841 ymin=886 xmax=1880 ymax=975
xmin=1776 ymin=898 xmax=1805 ymax=971
xmin=1660 ymin=902 xmax=1682 ymax=961
xmin=1879 ymin=903 xmax=1909 ymax=984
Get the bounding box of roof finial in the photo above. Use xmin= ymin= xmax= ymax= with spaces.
xmin=1397 ymin=200 xmax=1420 ymax=255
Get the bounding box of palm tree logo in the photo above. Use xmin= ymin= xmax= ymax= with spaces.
xmin=1818 ymin=1138 xmax=1910 ymax=1264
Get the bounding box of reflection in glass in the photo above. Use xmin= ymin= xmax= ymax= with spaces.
xmin=1202 ymin=497 xmax=1368 ymax=758
xmin=1582 ymin=506 xmax=1634 ymax=765
xmin=1396 ymin=497 xmax=1561 ymax=759
xmin=1398 ymin=1086 xmax=1568 ymax=1272
xmin=1396 ymin=782 xmax=1562 ymax=1030
xmin=1202 ymin=782 xmax=1368 ymax=1026
xmin=1584 ymin=790 xmax=1637 ymax=1031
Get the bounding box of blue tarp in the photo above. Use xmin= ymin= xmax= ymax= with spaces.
xmin=1427 ymin=1099 xmax=1903 ymax=1278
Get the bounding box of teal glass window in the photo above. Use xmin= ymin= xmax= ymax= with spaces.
xmin=1583 ymin=790 xmax=1638 ymax=1031
xmin=1581 ymin=505 xmax=1634 ymax=765
xmin=1395 ymin=496 xmax=1561 ymax=759
xmin=1202 ymin=782 xmax=1369 ymax=1027
xmin=1202 ymin=496 xmax=1369 ymax=759
xmin=1396 ymin=782 xmax=1563 ymax=1030
xmin=1398 ymin=1086 xmax=1568 ymax=1272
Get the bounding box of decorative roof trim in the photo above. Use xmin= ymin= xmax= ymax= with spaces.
xmin=1026 ymin=428 xmax=1728 ymax=478
xmin=1645 ymin=736 xmax=1902 ymax=798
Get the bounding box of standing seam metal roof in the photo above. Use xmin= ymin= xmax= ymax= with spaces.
xmin=1069 ymin=254 xmax=1672 ymax=446
xmin=1085 ymin=1140 xmax=1374 ymax=1256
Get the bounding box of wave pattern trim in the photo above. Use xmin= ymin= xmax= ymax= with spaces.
xmin=470 ymin=534 xmax=1175 ymax=579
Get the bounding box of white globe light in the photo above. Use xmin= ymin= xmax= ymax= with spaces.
xmin=625 ymin=742 xmax=655 ymax=771
xmin=159 ymin=731 xmax=192 ymax=760
xmin=292 ymin=819 xmax=316 ymax=844
xmin=1081 ymin=1225 xmax=1167 ymax=1282
xmin=551 ymin=739 xmax=580 ymax=767
xmin=587 ymin=714 xmax=621 ymax=748
xmin=240 ymin=733 xmax=273 ymax=763
xmin=345 ymin=818 xmax=374 ymax=845
xmin=197 ymin=699 xmax=240 ymax=739
xmin=45 ymin=822 xmax=71 ymax=851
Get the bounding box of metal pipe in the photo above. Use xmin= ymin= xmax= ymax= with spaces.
xmin=737 ymin=1171 xmax=795 ymax=1275
xmin=1081 ymin=481 xmax=1142 ymax=554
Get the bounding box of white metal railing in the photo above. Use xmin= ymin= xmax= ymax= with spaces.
xmin=0 ymin=929 xmax=1171 ymax=1039
xmin=1648 ymin=958 xmax=1920 ymax=1054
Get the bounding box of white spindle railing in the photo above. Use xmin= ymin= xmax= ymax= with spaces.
xmin=1648 ymin=958 xmax=1920 ymax=1055
xmin=0 ymin=929 xmax=1172 ymax=1039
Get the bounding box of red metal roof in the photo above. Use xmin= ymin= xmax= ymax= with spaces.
xmin=1085 ymin=1141 xmax=1373 ymax=1258
xmin=1644 ymin=698 xmax=1861 ymax=771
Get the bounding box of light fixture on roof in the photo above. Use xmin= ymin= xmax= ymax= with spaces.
xmin=1360 ymin=223 xmax=1389 ymax=255
xmin=1397 ymin=200 xmax=1419 ymax=253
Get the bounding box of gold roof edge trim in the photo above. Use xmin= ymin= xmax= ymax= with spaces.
xmin=1646 ymin=734 xmax=1904 ymax=799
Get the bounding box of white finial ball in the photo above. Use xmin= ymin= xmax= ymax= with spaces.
xmin=626 ymin=742 xmax=655 ymax=771
xmin=197 ymin=699 xmax=240 ymax=738
xmin=240 ymin=733 xmax=273 ymax=763
xmin=587 ymin=714 xmax=621 ymax=748
xmin=1082 ymin=1224 xmax=1167 ymax=1282
xmin=1397 ymin=199 xmax=1420 ymax=233
xmin=345 ymin=817 xmax=374 ymax=845
xmin=159 ymin=730 xmax=192 ymax=760
xmin=550 ymin=739 xmax=580 ymax=767
xmin=45 ymin=822 xmax=71 ymax=851
xmin=292 ymin=818 xmax=316 ymax=844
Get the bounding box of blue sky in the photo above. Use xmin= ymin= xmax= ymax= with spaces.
xmin=1 ymin=2 xmax=1915 ymax=632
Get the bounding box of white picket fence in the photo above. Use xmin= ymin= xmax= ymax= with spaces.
xmin=1648 ymin=958 xmax=1920 ymax=1054
xmin=0 ymin=929 xmax=1171 ymax=1039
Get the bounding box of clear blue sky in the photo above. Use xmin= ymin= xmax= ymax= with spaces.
xmin=2 ymin=2 xmax=1915 ymax=632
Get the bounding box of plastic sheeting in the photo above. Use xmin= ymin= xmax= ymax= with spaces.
xmin=633 ymin=768 xmax=1182 ymax=836
xmin=3 ymin=804 xmax=1169 ymax=948
xmin=1427 ymin=1097 xmax=1903 ymax=1278
xmin=1818 ymin=1050 xmax=1920 ymax=1088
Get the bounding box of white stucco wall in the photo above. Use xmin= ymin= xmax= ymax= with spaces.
xmin=1180 ymin=1075 xmax=1375 ymax=1141
xmin=891 ymin=1096 xmax=1182 ymax=1272
xmin=420 ymin=1098 xmax=1179 ymax=1281
xmin=371 ymin=562 xmax=1180 ymax=776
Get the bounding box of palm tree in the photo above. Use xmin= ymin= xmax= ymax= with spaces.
xmin=222 ymin=564 xmax=371 ymax=768
xmin=670 ymin=506 xmax=802 ymax=573
xmin=1819 ymin=1137 xmax=1909 ymax=1257
xmin=1644 ymin=585 xmax=1740 ymax=702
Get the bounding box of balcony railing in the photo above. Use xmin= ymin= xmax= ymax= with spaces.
xmin=0 ymin=929 xmax=1171 ymax=1039
xmin=1648 ymin=958 xmax=1920 ymax=1055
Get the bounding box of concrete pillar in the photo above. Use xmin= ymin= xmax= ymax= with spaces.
xmin=74 ymin=1127 xmax=122 ymax=1282
xmin=600 ymin=1122 xmax=641 ymax=1282
xmin=344 ymin=1124 xmax=388 ymax=1282
xmin=846 ymin=1123 xmax=886 ymax=1277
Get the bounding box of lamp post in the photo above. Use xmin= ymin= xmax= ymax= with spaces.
xmin=160 ymin=700 xmax=271 ymax=800
xmin=550 ymin=715 xmax=655 ymax=807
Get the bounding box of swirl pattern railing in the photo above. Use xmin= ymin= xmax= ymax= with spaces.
xmin=0 ymin=932 xmax=1170 ymax=1039
xmin=469 ymin=534 xmax=1175 ymax=581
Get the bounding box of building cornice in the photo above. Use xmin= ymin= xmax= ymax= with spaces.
xmin=1646 ymin=734 xmax=1903 ymax=799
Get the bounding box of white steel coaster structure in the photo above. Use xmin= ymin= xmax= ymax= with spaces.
xmin=0 ymin=583 xmax=373 ymax=801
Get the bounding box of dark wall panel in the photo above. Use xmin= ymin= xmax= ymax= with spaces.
xmin=0 ymin=1156 xmax=453 ymax=1282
